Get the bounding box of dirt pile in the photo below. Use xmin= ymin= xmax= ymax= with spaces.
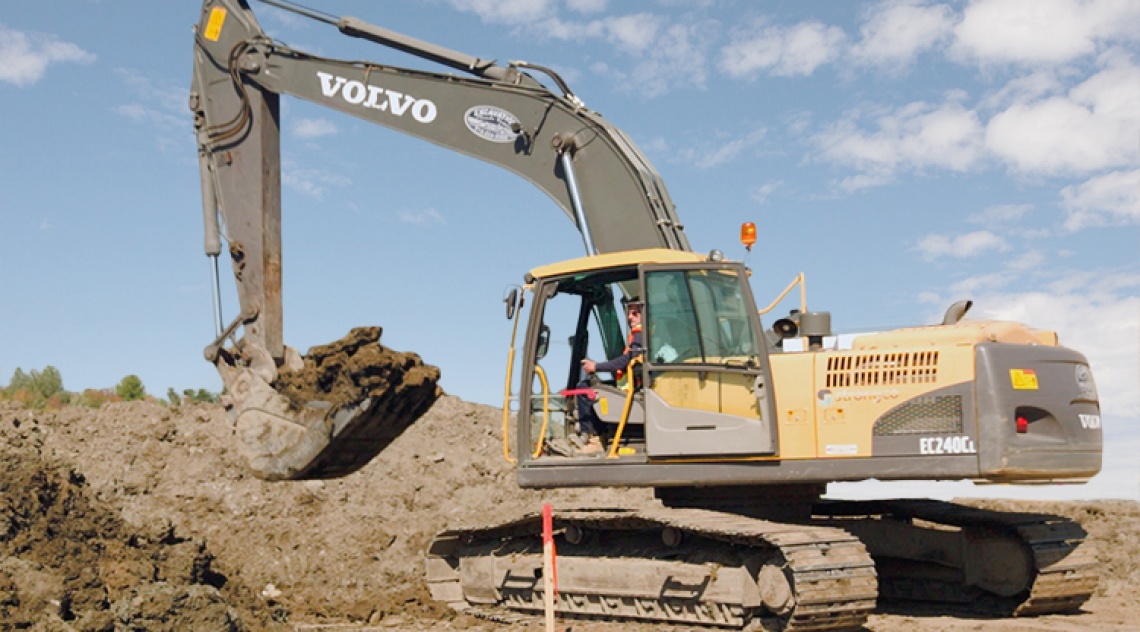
xmin=0 ymin=402 xmax=272 ymax=631
xmin=0 ymin=397 xmax=653 ymax=630
xmin=274 ymin=326 xmax=441 ymax=412
xmin=0 ymin=396 xmax=1136 ymax=631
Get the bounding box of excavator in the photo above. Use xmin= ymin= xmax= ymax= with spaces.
xmin=191 ymin=1 xmax=1104 ymax=629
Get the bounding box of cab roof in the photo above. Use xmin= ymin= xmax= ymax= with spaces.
xmin=528 ymin=248 xmax=708 ymax=280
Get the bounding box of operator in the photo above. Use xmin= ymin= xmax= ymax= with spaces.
xmin=575 ymin=298 xmax=644 ymax=455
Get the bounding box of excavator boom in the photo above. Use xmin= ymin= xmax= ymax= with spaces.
xmin=191 ymin=0 xmax=689 ymax=479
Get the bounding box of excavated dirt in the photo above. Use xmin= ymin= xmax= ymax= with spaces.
xmin=274 ymin=326 xmax=442 ymax=412
xmin=0 ymin=395 xmax=1136 ymax=632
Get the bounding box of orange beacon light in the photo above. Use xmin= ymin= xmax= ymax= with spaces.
xmin=740 ymin=222 xmax=757 ymax=251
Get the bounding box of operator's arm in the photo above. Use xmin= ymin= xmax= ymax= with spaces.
xmin=587 ymin=331 xmax=643 ymax=374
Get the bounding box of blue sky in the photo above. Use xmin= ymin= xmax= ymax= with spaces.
xmin=1 ymin=0 xmax=1136 ymax=500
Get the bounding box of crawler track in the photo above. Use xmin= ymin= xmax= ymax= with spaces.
xmin=426 ymin=508 xmax=877 ymax=631
xmin=814 ymin=499 xmax=1098 ymax=616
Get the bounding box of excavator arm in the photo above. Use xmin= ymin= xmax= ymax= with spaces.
xmin=189 ymin=0 xmax=689 ymax=479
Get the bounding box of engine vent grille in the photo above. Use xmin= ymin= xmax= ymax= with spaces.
xmin=874 ymin=395 xmax=963 ymax=436
xmin=826 ymin=351 xmax=939 ymax=388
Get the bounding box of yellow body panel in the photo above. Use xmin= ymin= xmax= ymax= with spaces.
xmin=770 ymin=336 xmax=979 ymax=460
xmin=650 ymin=359 xmax=762 ymax=420
xmin=720 ymin=372 xmax=762 ymax=418
xmin=528 ymin=248 xmax=706 ymax=280
xmin=853 ymin=320 xmax=1058 ymax=349
xmin=767 ymin=353 xmax=818 ymax=459
xmin=652 ymin=371 xmax=720 ymax=412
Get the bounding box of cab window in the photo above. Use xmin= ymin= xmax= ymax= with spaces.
xmin=645 ymin=269 xmax=759 ymax=364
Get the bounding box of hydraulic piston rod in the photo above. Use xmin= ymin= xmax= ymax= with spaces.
xmin=560 ymin=150 xmax=598 ymax=257
xmin=255 ymin=0 xmax=516 ymax=82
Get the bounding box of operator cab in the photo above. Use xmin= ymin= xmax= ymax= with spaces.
xmin=506 ymin=249 xmax=779 ymax=466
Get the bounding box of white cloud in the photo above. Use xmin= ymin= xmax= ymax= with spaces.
xmin=0 ymin=25 xmax=94 ymax=86
xmin=851 ymin=0 xmax=955 ymax=70
xmin=543 ymin=13 xmax=710 ymax=97
xmin=816 ymin=55 xmax=1139 ymax=189
xmin=112 ymin=70 xmax=189 ymax=153
xmin=606 ymin=18 xmax=711 ymax=97
xmin=720 ymin=21 xmax=846 ymax=78
xmin=1061 ymin=168 xmax=1140 ymax=229
xmin=815 ymin=97 xmax=985 ymax=188
xmin=567 ymin=0 xmax=607 ymax=15
xmin=915 ymin=230 xmax=1010 ymax=261
xmin=638 ymin=135 xmax=669 ymax=155
xmin=602 ymin=13 xmax=661 ymax=53
xmin=986 ymin=60 xmax=1140 ymax=175
xmin=676 ymin=128 xmax=767 ymax=170
xmin=115 ymin=69 xmax=189 ymax=125
xmin=749 ymin=182 xmax=781 ymax=206
xmin=397 ymin=207 xmax=447 ymax=226
xmin=952 ymin=0 xmax=1140 ymax=66
xmin=282 ymin=164 xmax=351 ymax=199
xmin=115 ymin=103 xmax=158 ymax=123
xmin=257 ymin=5 xmax=310 ymax=30
xmin=449 ymin=0 xmax=553 ymax=24
xmin=977 ymin=70 xmax=1064 ymax=111
xmin=1006 ymin=249 xmax=1046 ymax=271
xmin=292 ymin=118 xmax=338 ymax=139
xmin=968 ymin=203 xmax=1033 ymax=225
xmin=835 ymin=172 xmax=895 ymax=192
xmin=948 ymin=272 xmax=1012 ymax=296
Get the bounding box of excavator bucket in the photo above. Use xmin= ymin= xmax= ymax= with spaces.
xmin=215 ymin=327 xmax=441 ymax=480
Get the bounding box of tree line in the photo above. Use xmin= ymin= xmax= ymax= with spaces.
xmin=1 ymin=365 xmax=218 ymax=410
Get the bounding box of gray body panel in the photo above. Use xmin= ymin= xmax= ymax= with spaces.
xmin=870 ymin=383 xmax=978 ymax=459
xmin=644 ymin=389 xmax=775 ymax=457
xmin=517 ymin=454 xmax=984 ymax=489
xmin=974 ymin=342 xmax=1102 ymax=481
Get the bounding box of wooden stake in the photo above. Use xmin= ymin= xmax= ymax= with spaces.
xmin=542 ymin=503 xmax=556 ymax=632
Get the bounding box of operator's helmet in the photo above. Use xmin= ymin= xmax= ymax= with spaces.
xmin=624 ymin=296 xmax=644 ymax=313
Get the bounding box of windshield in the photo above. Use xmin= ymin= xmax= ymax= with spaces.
xmin=645 ymin=268 xmax=760 ymax=365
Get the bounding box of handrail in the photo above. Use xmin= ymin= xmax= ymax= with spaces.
xmin=606 ymin=357 xmax=641 ymax=458
xmin=501 ymin=296 xmax=524 ymax=464
xmin=758 ymin=272 xmax=807 ymax=316
xmin=531 ymin=366 xmax=552 ymax=458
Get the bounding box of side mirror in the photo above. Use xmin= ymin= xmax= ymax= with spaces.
xmin=504 ymin=287 xmax=523 ymax=320
xmin=536 ymin=325 xmax=551 ymax=360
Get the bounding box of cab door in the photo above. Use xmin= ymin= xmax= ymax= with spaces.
xmin=639 ymin=263 xmax=778 ymax=457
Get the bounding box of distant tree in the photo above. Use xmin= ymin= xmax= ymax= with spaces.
xmin=183 ymin=388 xmax=218 ymax=404
xmin=31 ymin=366 xmax=64 ymax=399
xmin=115 ymin=375 xmax=146 ymax=401
xmin=8 ymin=368 xmax=31 ymax=392
xmin=80 ymin=389 xmax=118 ymax=408
xmin=166 ymin=387 xmax=182 ymax=406
xmin=2 ymin=366 xmax=66 ymax=409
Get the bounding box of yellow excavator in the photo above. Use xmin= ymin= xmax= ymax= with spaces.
xmin=191 ymin=1 xmax=1103 ymax=629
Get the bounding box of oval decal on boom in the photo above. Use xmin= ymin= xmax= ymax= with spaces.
xmin=464 ymin=106 xmax=520 ymax=143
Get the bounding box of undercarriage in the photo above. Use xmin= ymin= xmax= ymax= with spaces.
xmin=425 ymin=491 xmax=1097 ymax=631
xmin=814 ymin=498 xmax=1098 ymax=616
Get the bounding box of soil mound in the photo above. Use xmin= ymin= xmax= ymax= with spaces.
xmin=274 ymin=326 xmax=441 ymax=412
xmin=0 ymin=403 xmax=272 ymax=631
xmin=0 ymin=397 xmax=1136 ymax=631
